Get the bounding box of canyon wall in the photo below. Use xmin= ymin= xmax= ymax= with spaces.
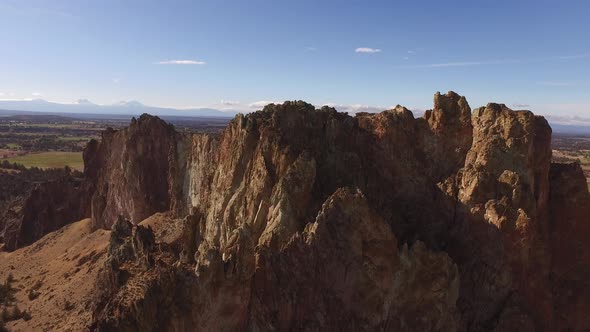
xmin=85 ymin=115 xmax=183 ymax=230
xmin=86 ymin=92 xmax=590 ymax=331
xmin=0 ymin=175 xmax=91 ymax=251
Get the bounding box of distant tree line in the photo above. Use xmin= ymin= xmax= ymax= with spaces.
xmin=0 ymin=135 xmax=87 ymax=152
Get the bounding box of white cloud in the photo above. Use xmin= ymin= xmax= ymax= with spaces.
xmin=249 ymin=100 xmax=277 ymax=109
xmin=407 ymin=50 xmax=416 ymax=54
xmin=411 ymin=108 xmax=427 ymax=117
xmin=323 ymin=103 xmax=385 ymax=114
xmin=0 ymin=92 xmax=4 ymax=96
xmin=112 ymin=78 xmax=121 ymax=84
xmin=544 ymin=115 xmax=590 ymax=126
xmin=305 ymin=47 xmax=317 ymax=51
xmin=156 ymin=60 xmax=206 ymax=65
xmin=32 ymin=92 xmax=43 ymax=97
xmin=403 ymin=56 xmax=409 ymax=60
xmin=355 ymin=47 xmax=382 ymax=54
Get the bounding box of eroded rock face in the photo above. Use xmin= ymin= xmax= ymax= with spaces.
xmin=0 ymin=175 xmax=91 ymax=251
xmin=548 ymin=163 xmax=590 ymax=331
xmin=86 ymin=93 xmax=590 ymax=331
xmin=93 ymin=189 xmax=460 ymax=331
xmin=449 ymin=104 xmax=555 ymax=330
xmin=250 ymin=188 xmax=460 ymax=331
xmin=86 ymin=114 xmax=183 ymax=229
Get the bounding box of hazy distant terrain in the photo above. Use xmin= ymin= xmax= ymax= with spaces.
xmin=552 ymin=134 xmax=590 ymax=189
xmin=2 ymin=99 xmax=590 ymax=135
xmin=0 ymin=99 xmax=236 ymax=118
xmin=550 ymin=123 xmax=590 ymax=135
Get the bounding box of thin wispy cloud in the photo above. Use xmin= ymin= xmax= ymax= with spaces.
xmin=156 ymin=60 xmax=206 ymax=65
xmin=513 ymin=103 xmax=530 ymax=108
xmin=396 ymin=59 xmax=520 ymax=69
xmin=556 ymin=53 xmax=590 ymax=60
xmin=537 ymin=81 xmax=574 ymax=87
xmin=112 ymin=78 xmax=121 ymax=84
xmin=407 ymin=50 xmax=416 ymax=54
xmin=1 ymin=2 xmax=78 ymax=19
xmin=220 ymin=100 xmax=240 ymax=106
xmin=355 ymin=47 xmax=382 ymax=54
xmin=398 ymin=53 xmax=589 ymax=70
xmin=305 ymin=47 xmax=317 ymax=52
xmin=32 ymin=92 xmax=43 ymax=97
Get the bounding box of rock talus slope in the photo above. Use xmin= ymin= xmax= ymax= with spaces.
xmin=84 ymin=92 xmax=590 ymax=331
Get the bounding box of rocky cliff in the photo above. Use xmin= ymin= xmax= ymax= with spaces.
xmin=0 ymin=174 xmax=91 ymax=251
xmin=85 ymin=92 xmax=590 ymax=331
xmin=85 ymin=114 xmax=182 ymax=230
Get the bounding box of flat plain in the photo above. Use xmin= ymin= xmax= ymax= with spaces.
xmin=552 ymin=134 xmax=590 ymax=189
xmin=5 ymin=152 xmax=84 ymax=171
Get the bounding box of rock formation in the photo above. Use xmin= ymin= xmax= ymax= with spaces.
xmin=85 ymin=114 xmax=182 ymax=230
xmin=80 ymin=92 xmax=590 ymax=331
xmin=548 ymin=162 xmax=590 ymax=331
xmin=0 ymin=174 xmax=91 ymax=251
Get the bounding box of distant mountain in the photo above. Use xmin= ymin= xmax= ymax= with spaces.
xmin=550 ymin=124 xmax=590 ymax=135
xmin=0 ymin=99 xmax=237 ymax=118
xmin=1 ymin=99 xmax=588 ymax=134
xmin=544 ymin=115 xmax=590 ymax=135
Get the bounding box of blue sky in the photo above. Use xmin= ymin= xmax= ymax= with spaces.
xmin=0 ymin=0 xmax=589 ymax=116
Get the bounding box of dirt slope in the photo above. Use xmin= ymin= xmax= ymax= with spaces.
xmin=0 ymin=219 xmax=109 ymax=332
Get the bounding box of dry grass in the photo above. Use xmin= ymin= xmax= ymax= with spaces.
xmin=553 ymin=149 xmax=590 ymax=190
xmin=0 ymin=219 xmax=110 ymax=331
xmin=5 ymin=152 xmax=83 ymax=171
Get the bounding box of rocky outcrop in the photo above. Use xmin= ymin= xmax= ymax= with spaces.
xmin=447 ymin=104 xmax=555 ymax=330
xmin=249 ymin=188 xmax=460 ymax=331
xmin=548 ymin=162 xmax=590 ymax=331
xmin=86 ymin=92 xmax=590 ymax=331
xmin=85 ymin=114 xmax=183 ymax=230
xmin=91 ymin=217 xmax=177 ymax=331
xmin=92 ymin=189 xmax=461 ymax=331
xmin=0 ymin=175 xmax=91 ymax=251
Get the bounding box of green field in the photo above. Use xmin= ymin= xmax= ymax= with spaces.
xmin=5 ymin=152 xmax=84 ymax=171
xmin=58 ymin=136 xmax=94 ymax=142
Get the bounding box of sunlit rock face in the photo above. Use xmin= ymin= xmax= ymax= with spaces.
xmin=85 ymin=92 xmax=590 ymax=332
